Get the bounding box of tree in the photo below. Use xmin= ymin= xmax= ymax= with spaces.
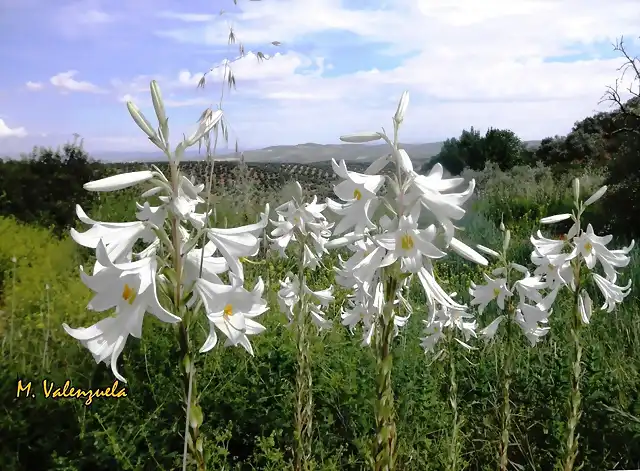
xmin=483 ymin=128 xmax=528 ymax=171
xmin=0 ymin=140 xmax=104 ymax=234
xmin=597 ymin=36 xmax=640 ymax=237
xmin=422 ymin=126 xmax=530 ymax=175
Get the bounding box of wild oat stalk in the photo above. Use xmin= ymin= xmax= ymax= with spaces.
xmin=177 ymin=9 xmax=278 ymax=469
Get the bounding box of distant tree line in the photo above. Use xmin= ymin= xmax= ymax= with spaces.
xmin=0 ymin=140 xmax=106 ymax=235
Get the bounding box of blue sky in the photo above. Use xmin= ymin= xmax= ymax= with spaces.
xmin=0 ymin=0 xmax=639 ymax=155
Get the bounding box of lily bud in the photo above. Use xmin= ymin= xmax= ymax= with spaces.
xmin=583 ymin=185 xmax=607 ymax=207
xmin=540 ymin=213 xmax=572 ymax=224
xmin=84 ymin=170 xmax=155 ymax=192
xmin=573 ymin=178 xmax=580 ymax=203
xmin=503 ymin=229 xmax=511 ymax=253
xmin=339 ymin=132 xmax=383 ymax=143
xmin=150 ymin=81 xmax=169 ymax=145
xmin=394 ymin=90 xmax=409 ymax=124
xmin=127 ymin=101 xmax=159 ymax=143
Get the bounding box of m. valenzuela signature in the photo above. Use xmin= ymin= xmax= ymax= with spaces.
xmin=16 ymin=379 xmax=127 ymax=406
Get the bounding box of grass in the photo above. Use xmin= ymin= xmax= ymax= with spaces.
xmin=0 ymin=161 xmax=639 ymax=471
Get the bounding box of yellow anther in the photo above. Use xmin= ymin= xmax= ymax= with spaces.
xmin=584 ymin=242 xmax=593 ymax=252
xmin=122 ymin=284 xmax=136 ymax=305
xmin=493 ymin=288 xmax=501 ymax=298
xmin=223 ymin=304 xmax=233 ymax=317
xmin=353 ymin=189 xmax=362 ymax=200
xmin=401 ymin=234 xmax=414 ymax=251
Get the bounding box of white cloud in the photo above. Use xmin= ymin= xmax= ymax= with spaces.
xmin=50 ymin=71 xmax=106 ymax=94
xmin=0 ymin=119 xmax=27 ymax=138
xmin=25 ymin=81 xmax=43 ymax=91
xmin=148 ymin=0 xmax=639 ymax=148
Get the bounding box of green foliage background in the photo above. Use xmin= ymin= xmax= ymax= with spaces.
xmin=1 ymin=96 xmax=639 ymax=470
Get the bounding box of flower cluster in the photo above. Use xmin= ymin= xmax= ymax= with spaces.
xmin=465 ymin=181 xmax=634 ymax=349
xmin=531 ymin=182 xmax=634 ymax=323
xmin=270 ymin=181 xmax=336 ymax=330
xmin=63 ymin=82 xmax=270 ymax=382
xmin=325 ymin=92 xmax=488 ymax=347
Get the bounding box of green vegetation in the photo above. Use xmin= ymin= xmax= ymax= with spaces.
xmin=1 ymin=144 xmax=639 ymax=470
xmin=1 ymin=38 xmax=639 ymax=471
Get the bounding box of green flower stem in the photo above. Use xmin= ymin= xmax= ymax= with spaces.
xmin=373 ymin=272 xmax=399 ymax=471
xmin=499 ymin=302 xmax=514 ymax=471
xmin=167 ymin=161 xmax=206 ymax=471
xmin=562 ymin=263 xmax=583 ymax=471
xmin=178 ymin=321 xmax=205 ymax=471
xmin=447 ymin=332 xmax=461 ymax=471
xmin=293 ymin=243 xmax=313 ymax=471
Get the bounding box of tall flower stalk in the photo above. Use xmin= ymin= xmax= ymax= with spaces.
xmin=374 ymin=267 xmax=400 ymax=471
xmin=421 ymin=296 xmax=477 ymax=471
xmin=446 ymin=331 xmax=461 ymax=471
xmin=270 ymin=182 xmax=334 ymax=471
xmin=532 ymin=179 xmax=634 ymax=471
xmin=63 ymin=81 xmax=270 ymax=471
xmin=327 ymin=92 xmax=488 ymax=471
xmin=471 ymin=226 xmax=557 ymax=471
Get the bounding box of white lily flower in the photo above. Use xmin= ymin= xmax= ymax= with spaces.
xmin=530 ymin=230 xmax=568 ymax=257
xmin=63 ymin=313 xmax=136 ymax=383
xmin=206 ymin=208 xmax=269 ymax=279
xmin=183 ymin=241 xmax=229 ymax=285
xmin=531 ymin=252 xmax=575 ymax=290
xmin=592 ymin=273 xmax=632 ymax=313
xmin=269 ymin=187 xmax=333 ymax=267
xmin=514 ymin=303 xmax=550 ymax=346
xmin=480 ymin=315 xmax=506 ymax=340
xmin=335 ymin=239 xmax=389 ymax=291
xmin=63 ymin=241 xmax=180 ymax=382
xmin=277 ymin=274 xmax=334 ymax=329
xmin=420 ymin=301 xmax=477 ymax=353
xmin=158 ymin=175 xmax=205 ymax=221
xmin=407 ymin=164 xmax=475 ymax=242
xmin=469 ymin=274 xmax=512 ymax=314
xmin=417 ymin=263 xmax=466 ymax=310
xmin=196 ymin=275 xmax=268 ymax=355
xmin=513 ymin=275 xmax=547 ymax=305
xmin=326 ymin=159 xmax=383 ymax=235
xmin=420 ymin=318 xmax=445 ymax=352
xmin=71 ymin=205 xmax=147 ymax=265
xmin=574 ymin=224 xmax=631 ymax=282
xmin=374 ymin=215 xmax=446 ymax=273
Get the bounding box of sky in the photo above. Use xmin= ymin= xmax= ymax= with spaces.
xmin=0 ymin=0 xmax=639 ymax=155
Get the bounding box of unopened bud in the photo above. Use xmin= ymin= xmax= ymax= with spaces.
xmin=572 ymin=178 xmax=580 ymax=203
xmin=394 ymin=91 xmax=409 ymax=124
xmin=503 ymin=229 xmax=511 ymax=253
